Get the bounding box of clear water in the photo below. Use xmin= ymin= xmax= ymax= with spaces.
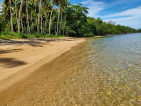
xmin=53 ymin=33 xmax=141 ymax=106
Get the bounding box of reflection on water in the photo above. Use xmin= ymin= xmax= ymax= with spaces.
xmin=53 ymin=33 xmax=141 ymax=105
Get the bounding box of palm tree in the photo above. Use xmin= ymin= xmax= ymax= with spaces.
xmin=37 ymin=0 xmax=40 ymax=33
xmin=43 ymin=1 xmax=51 ymax=33
xmin=18 ymin=0 xmax=24 ymax=33
xmin=3 ymin=0 xmax=14 ymax=32
xmin=26 ymin=0 xmax=30 ymax=33
xmin=48 ymin=0 xmax=53 ymax=35
xmin=55 ymin=0 xmax=69 ymax=35
xmin=56 ymin=4 xmax=60 ymax=35
xmin=25 ymin=0 xmax=33 ymax=33
xmin=9 ymin=0 xmax=14 ymax=32
xmin=1 ymin=0 xmax=68 ymax=34
xmin=32 ymin=0 xmax=38 ymax=33
xmin=59 ymin=0 xmax=69 ymax=35
xmin=48 ymin=0 xmax=60 ymax=35
xmin=14 ymin=0 xmax=18 ymax=31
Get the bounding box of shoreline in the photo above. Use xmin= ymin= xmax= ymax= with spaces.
xmin=0 ymin=37 xmax=85 ymax=105
xmin=0 ymin=37 xmax=85 ymax=92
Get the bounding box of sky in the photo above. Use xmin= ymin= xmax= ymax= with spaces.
xmin=71 ymin=0 xmax=141 ymax=29
xmin=0 ymin=0 xmax=141 ymax=29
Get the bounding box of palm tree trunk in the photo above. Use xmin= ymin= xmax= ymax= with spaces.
xmin=31 ymin=11 xmax=33 ymax=33
xmin=49 ymin=10 xmax=52 ymax=35
xmin=10 ymin=0 xmax=13 ymax=32
xmin=56 ymin=7 xmax=60 ymax=36
xmin=15 ymin=0 xmax=18 ymax=31
xmin=45 ymin=15 xmax=47 ymax=34
xmin=41 ymin=12 xmax=42 ymax=34
xmin=21 ymin=16 xmax=23 ymax=33
xmin=63 ymin=15 xmax=66 ymax=36
xmin=37 ymin=0 xmax=42 ymax=33
xmin=60 ymin=12 xmax=63 ymax=35
xmin=26 ymin=0 xmax=29 ymax=33
xmin=18 ymin=0 xmax=24 ymax=33
xmin=48 ymin=0 xmax=54 ymax=35
xmin=49 ymin=5 xmax=54 ymax=35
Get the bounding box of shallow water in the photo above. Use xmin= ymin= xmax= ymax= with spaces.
xmin=53 ymin=33 xmax=141 ymax=105
xmin=4 ymin=33 xmax=141 ymax=106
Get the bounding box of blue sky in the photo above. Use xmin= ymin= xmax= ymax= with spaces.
xmin=0 ymin=0 xmax=141 ymax=29
xmin=72 ymin=0 xmax=141 ymax=29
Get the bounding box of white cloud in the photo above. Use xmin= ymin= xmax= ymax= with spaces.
xmin=80 ymin=0 xmax=141 ymax=29
xmin=80 ymin=0 xmax=130 ymax=17
xmin=103 ymin=6 xmax=141 ymax=18
xmin=81 ymin=0 xmax=105 ymax=17
xmin=103 ymin=6 xmax=141 ymax=29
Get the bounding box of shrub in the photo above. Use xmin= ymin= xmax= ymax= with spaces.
xmin=20 ymin=33 xmax=34 ymax=39
xmin=83 ymin=32 xmax=94 ymax=37
xmin=0 ymin=31 xmax=20 ymax=39
xmin=0 ymin=31 xmax=65 ymax=39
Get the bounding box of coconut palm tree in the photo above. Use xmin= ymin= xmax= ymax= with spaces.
xmin=14 ymin=0 xmax=18 ymax=31
xmin=48 ymin=0 xmax=54 ymax=35
xmin=57 ymin=0 xmax=69 ymax=35
xmin=18 ymin=0 xmax=24 ymax=33
xmin=42 ymin=0 xmax=51 ymax=33
xmin=3 ymin=0 xmax=14 ymax=32
xmin=25 ymin=0 xmax=33 ymax=33
xmin=9 ymin=0 xmax=14 ymax=32
xmin=37 ymin=0 xmax=42 ymax=33
xmin=48 ymin=0 xmax=61 ymax=35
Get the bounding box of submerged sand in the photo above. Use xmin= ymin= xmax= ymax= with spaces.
xmin=0 ymin=37 xmax=85 ymax=105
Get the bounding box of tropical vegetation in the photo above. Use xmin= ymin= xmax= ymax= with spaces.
xmin=0 ymin=0 xmax=139 ymax=39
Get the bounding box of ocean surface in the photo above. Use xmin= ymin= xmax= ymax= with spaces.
xmin=53 ymin=33 xmax=141 ymax=105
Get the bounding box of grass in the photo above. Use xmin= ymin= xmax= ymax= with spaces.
xmin=0 ymin=31 xmax=65 ymax=40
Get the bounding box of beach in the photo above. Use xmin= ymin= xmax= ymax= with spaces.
xmin=0 ymin=34 xmax=140 ymax=105
xmin=0 ymin=37 xmax=85 ymax=105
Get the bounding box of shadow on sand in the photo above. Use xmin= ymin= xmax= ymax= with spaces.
xmin=0 ymin=38 xmax=77 ymax=47
xmin=0 ymin=38 xmax=77 ymax=68
xmin=0 ymin=58 xmax=27 ymax=68
xmin=0 ymin=49 xmax=23 ymax=54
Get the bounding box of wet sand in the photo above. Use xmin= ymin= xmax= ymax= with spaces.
xmin=0 ymin=37 xmax=85 ymax=105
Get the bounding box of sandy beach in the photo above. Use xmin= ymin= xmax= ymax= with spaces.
xmin=0 ymin=37 xmax=85 ymax=105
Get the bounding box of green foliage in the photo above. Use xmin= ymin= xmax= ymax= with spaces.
xmin=84 ymin=32 xmax=94 ymax=37
xmin=0 ymin=1 xmax=138 ymax=39
xmin=0 ymin=15 xmax=5 ymax=32
xmin=64 ymin=3 xmax=88 ymax=36
xmin=0 ymin=31 xmax=65 ymax=39
xmin=20 ymin=33 xmax=35 ymax=39
xmin=0 ymin=31 xmax=20 ymax=39
xmin=137 ymin=28 xmax=141 ymax=32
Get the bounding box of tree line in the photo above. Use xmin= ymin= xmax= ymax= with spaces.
xmin=0 ymin=1 xmax=140 ymax=39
